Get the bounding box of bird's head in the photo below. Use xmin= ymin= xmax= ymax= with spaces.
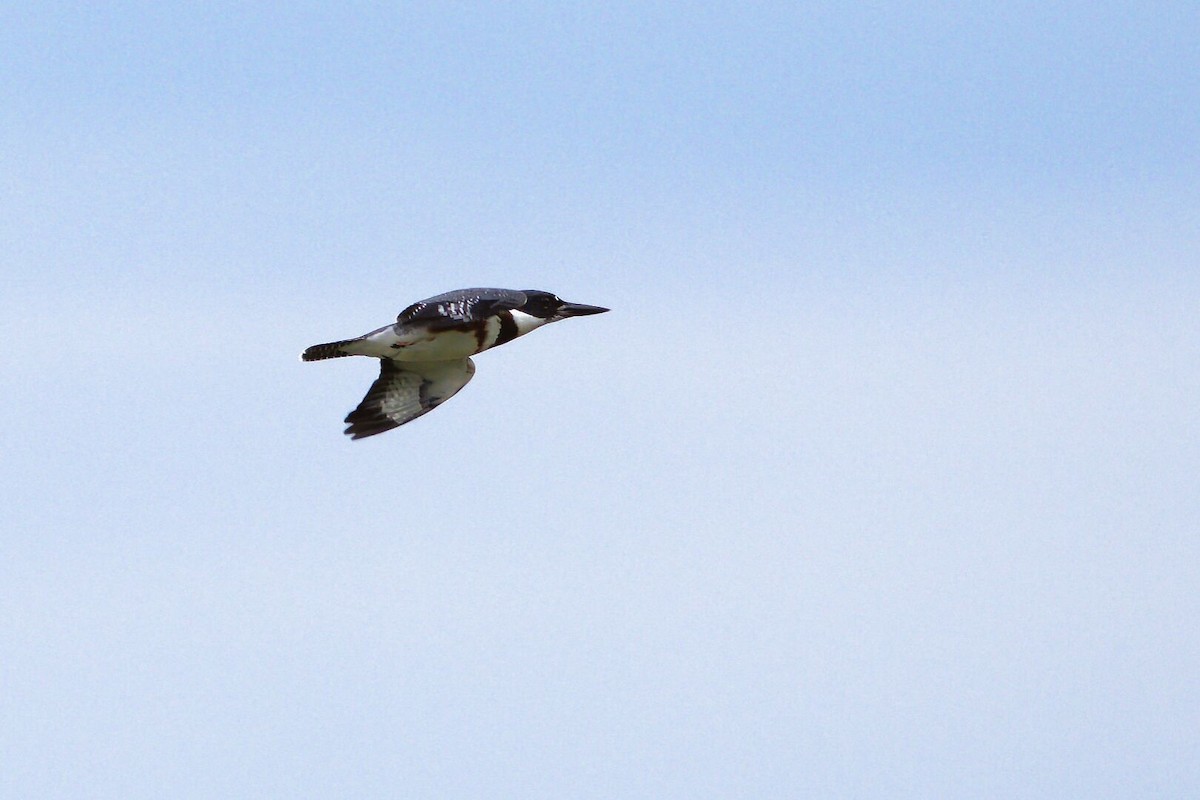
xmin=520 ymin=290 xmax=609 ymax=321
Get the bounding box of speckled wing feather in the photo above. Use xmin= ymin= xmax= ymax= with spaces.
xmin=343 ymin=358 xmax=476 ymax=439
xmin=396 ymin=288 xmax=527 ymax=330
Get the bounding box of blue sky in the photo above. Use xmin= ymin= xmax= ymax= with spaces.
xmin=3 ymin=3 xmax=1198 ymax=798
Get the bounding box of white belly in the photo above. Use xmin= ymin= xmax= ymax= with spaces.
xmin=345 ymin=312 xmax=550 ymax=361
xmin=347 ymin=320 xmax=497 ymax=361
xmin=389 ymin=327 xmax=491 ymax=361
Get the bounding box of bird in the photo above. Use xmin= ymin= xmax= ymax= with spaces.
xmin=302 ymin=288 xmax=609 ymax=439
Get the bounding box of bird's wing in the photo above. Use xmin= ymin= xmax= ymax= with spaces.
xmin=343 ymin=358 xmax=476 ymax=439
xmin=396 ymin=288 xmax=527 ymax=329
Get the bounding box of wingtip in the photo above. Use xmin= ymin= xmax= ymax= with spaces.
xmin=343 ymin=424 xmax=398 ymax=440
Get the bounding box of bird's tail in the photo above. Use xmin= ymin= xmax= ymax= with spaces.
xmin=301 ymin=339 xmax=360 ymax=362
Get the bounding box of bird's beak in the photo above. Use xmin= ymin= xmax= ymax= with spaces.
xmin=558 ymin=301 xmax=610 ymax=317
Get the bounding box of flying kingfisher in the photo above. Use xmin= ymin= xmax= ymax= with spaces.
xmin=302 ymin=288 xmax=609 ymax=439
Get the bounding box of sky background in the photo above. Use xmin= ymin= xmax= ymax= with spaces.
xmin=2 ymin=2 xmax=1198 ymax=798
